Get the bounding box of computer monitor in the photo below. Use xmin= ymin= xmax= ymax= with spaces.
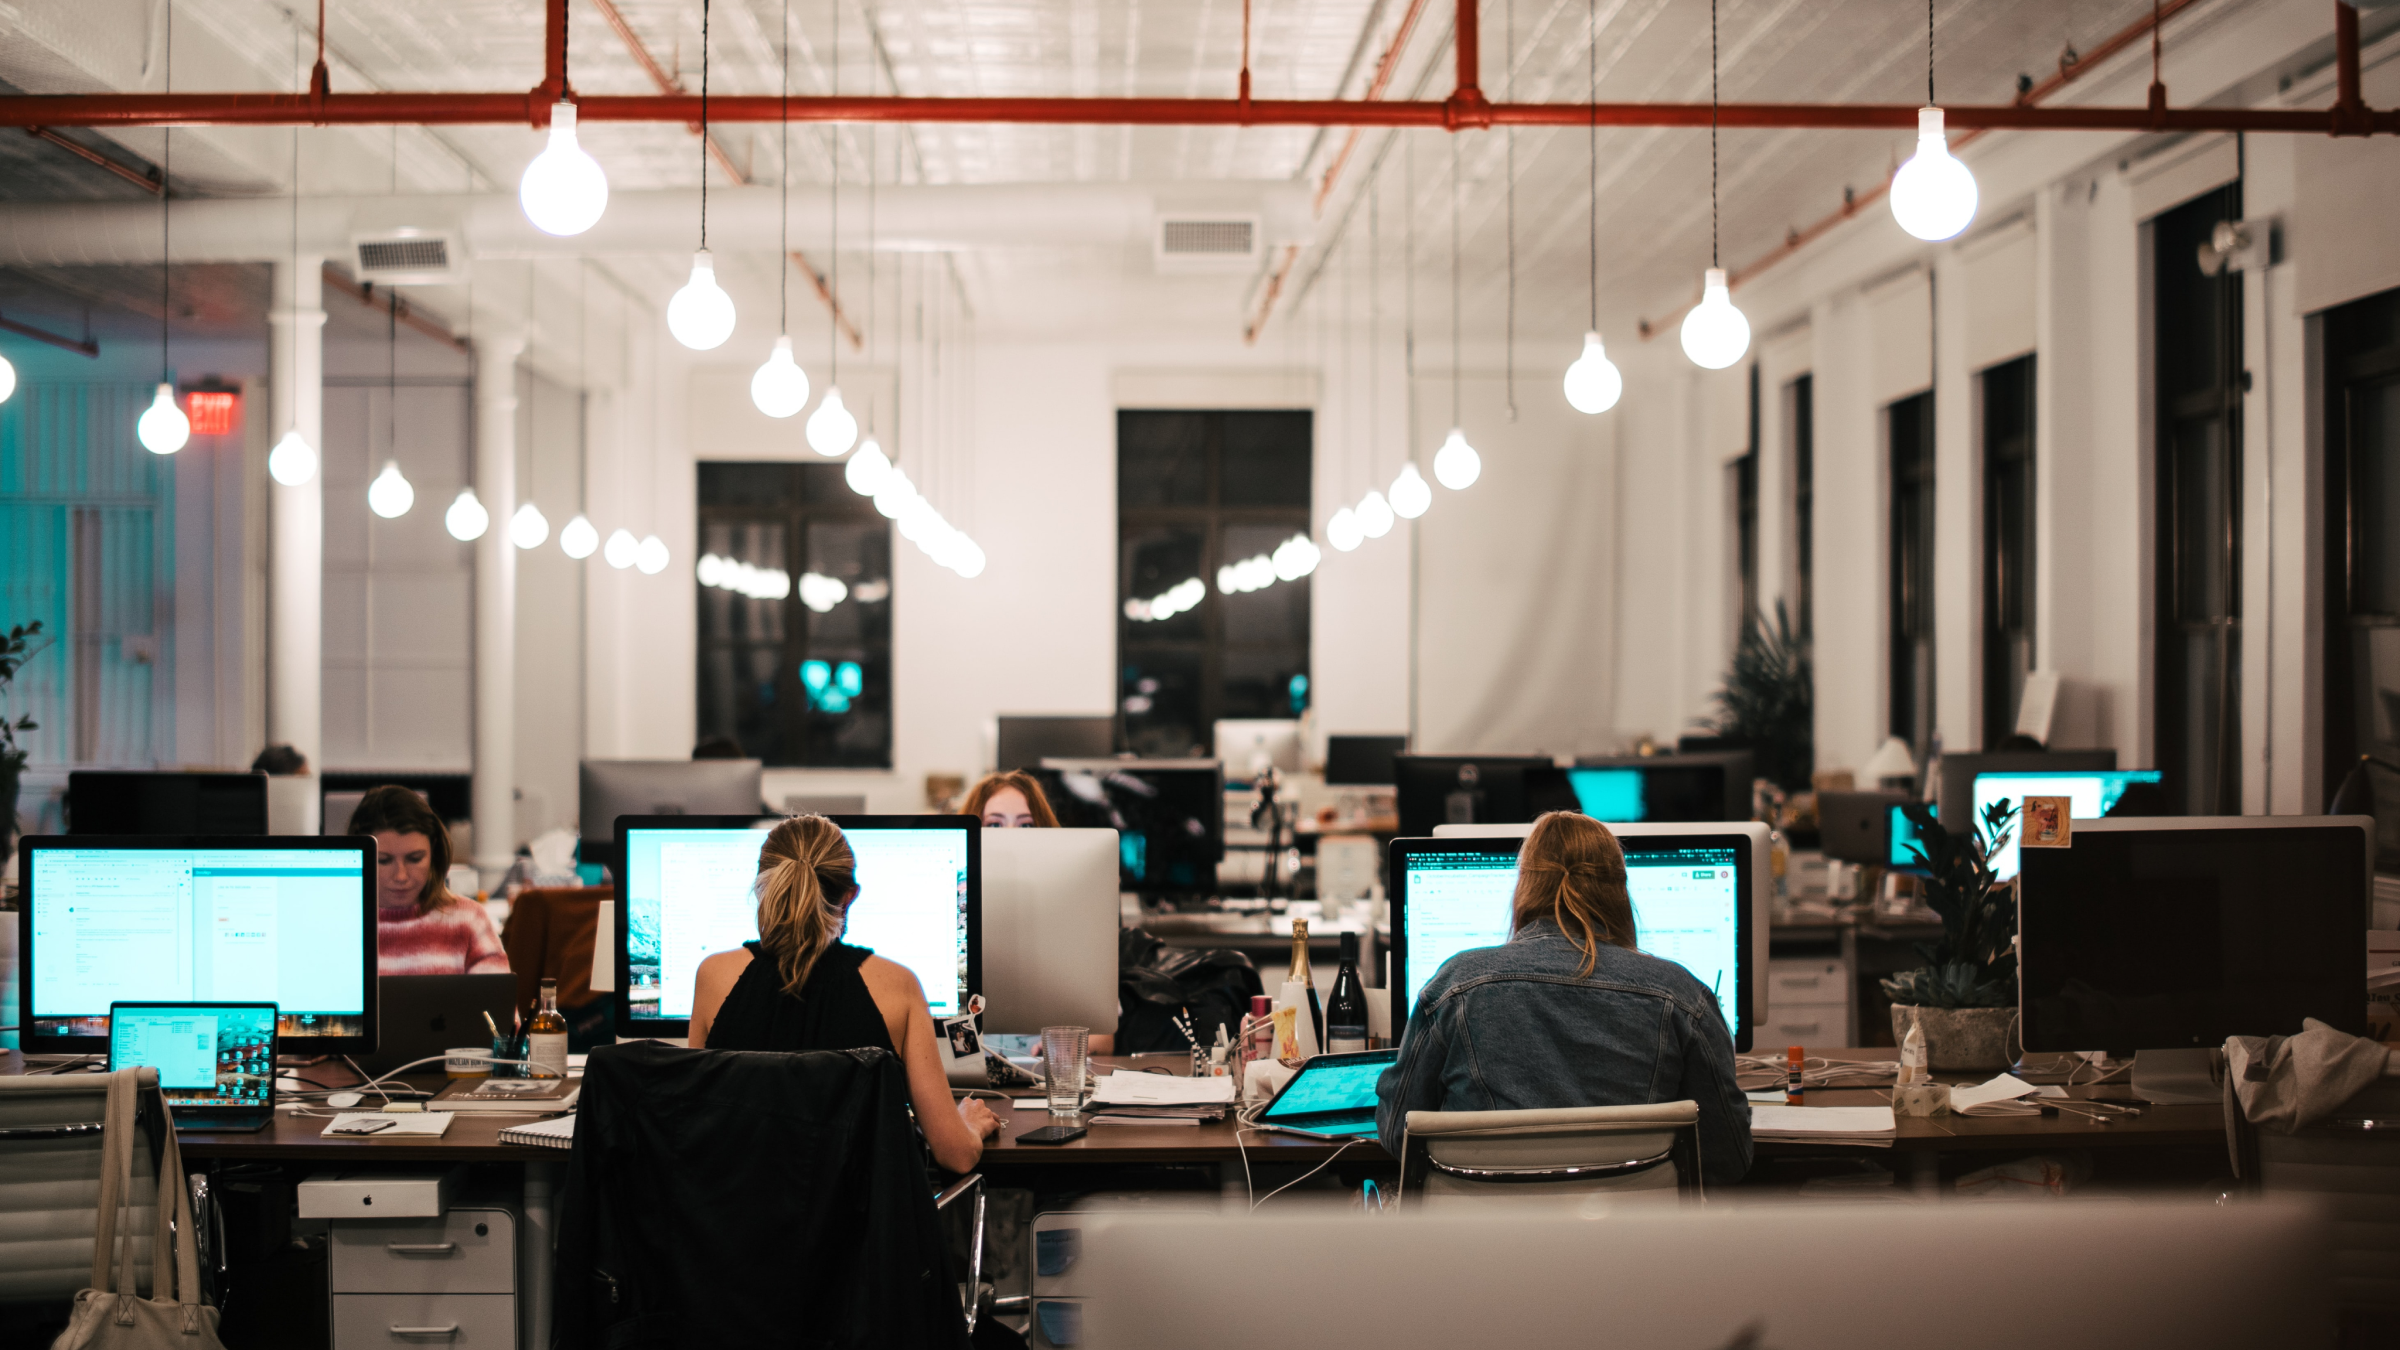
xmin=615 ymin=815 xmax=978 ymax=1040
xmin=108 ymin=1002 xmax=278 ymax=1113
xmin=1817 ymin=790 xmax=1912 ymax=864
xmin=1969 ymin=770 xmax=2166 ymax=880
xmin=19 ymin=836 xmax=377 ymax=1053
xmin=1933 ymin=750 xmax=2115 ymax=832
xmin=1034 ymin=760 xmax=1224 ymax=894
xmin=979 ymin=828 xmax=1120 ymax=1035
xmin=1398 ymin=822 xmax=1764 ymax=1051
xmin=321 ymin=771 xmax=471 ymax=826
xmin=1568 ymin=751 xmax=1752 ymax=822
xmin=1888 ymin=805 xmax=1937 ymax=874
xmin=1324 ymin=735 xmax=1408 ymax=787
xmin=2018 ymin=817 xmax=2371 ymax=1104
xmin=578 ymin=759 xmax=765 ymax=852
xmin=67 ymin=772 xmax=269 ymax=835
xmin=996 ymin=716 xmax=1115 ymax=770
xmin=1393 ymin=756 xmax=1577 ymax=840
xmin=1214 ymin=720 xmax=1302 ymax=785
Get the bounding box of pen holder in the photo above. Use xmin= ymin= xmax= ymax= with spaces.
xmin=491 ymin=1035 xmax=520 ymax=1079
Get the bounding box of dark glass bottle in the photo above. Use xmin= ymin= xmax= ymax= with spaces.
xmin=1324 ymin=931 xmax=1369 ymax=1054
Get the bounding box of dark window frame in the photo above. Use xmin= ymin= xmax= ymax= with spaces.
xmin=2322 ymin=286 xmax=2400 ymax=806
xmin=1981 ymin=355 xmax=2037 ymax=747
xmin=1789 ymin=373 xmax=1815 ymax=643
xmin=1889 ymin=390 xmax=1937 ymax=750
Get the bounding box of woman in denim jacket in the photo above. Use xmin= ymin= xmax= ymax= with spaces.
xmin=1374 ymin=812 xmax=1753 ymax=1183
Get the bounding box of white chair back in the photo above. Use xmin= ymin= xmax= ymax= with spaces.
xmin=0 ymin=1074 xmax=157 ymax=1302
xmin=1402 ymin=1101 xmax=1701 ymax=1209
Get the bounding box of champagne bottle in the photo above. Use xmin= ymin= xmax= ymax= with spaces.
xmin=1323 ymin=931 xmax=1369 ymax=1053
xmin=1287 ymin=920 xmax=1323 ymax=1056
xmin=527 ymin=978 xmax=570 ymax=1078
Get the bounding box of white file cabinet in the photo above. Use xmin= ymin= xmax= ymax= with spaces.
xmin=1761 ymin=958 xmax=1852 ymax=1049
xmin=330 ymin=1206 xmax=517 ymax=1349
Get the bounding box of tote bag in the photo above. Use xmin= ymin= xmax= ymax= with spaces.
xmin=51 ymin=1068 xmax=224 ymax=1350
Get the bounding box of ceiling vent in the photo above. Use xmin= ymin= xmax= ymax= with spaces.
xmin=352 ymin=230 xmax=462 ymax=286
xmin=1155 ymin=216 xmax=1260 ymax=273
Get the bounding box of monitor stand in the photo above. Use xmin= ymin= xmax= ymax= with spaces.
xmin=2128 ymin=1048 xmax=2221 ymax=1105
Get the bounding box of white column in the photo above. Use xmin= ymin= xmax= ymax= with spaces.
xmin=474 ymin=333 xmax=525 ymax=882
xmin=267 ymin=258 xmax=326 ymax=771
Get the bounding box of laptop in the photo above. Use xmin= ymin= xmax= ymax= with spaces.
xmin=108 ymin=1002 xmax=278 ymax=1133
xmin=1254 ymin=1049 xmax=1399 ymax=1141
xmin=360 ymin=974 xmax=521 ymax=1077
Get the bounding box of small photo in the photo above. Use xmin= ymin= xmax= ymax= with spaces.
xmin=945 ymin=1019 xmax=982 ymax=1058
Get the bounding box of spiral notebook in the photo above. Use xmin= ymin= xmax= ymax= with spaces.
xmin=498 ymin=1114 xmax=578 ymax=1150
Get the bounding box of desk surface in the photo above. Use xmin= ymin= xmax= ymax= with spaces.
xmin=5 ymin=1050 xmax=2224 ymax=1167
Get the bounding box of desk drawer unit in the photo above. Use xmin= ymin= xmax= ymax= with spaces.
xmin=332 ymin=1293 xmax=515 ymax=1349
xmin=1763 ymin=959 xmax=1851 ymax=1047
xmin=331 ymin=1209 xmax=515 ymax=1295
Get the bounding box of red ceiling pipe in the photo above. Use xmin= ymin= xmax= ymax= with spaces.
xmin=535 ymin=0 xmax=569 ymax=119
xmin=1448 ymin=0 xmax=1491 ymax=129
xmin=2335 ymin=0 xmax=2373 ymax=136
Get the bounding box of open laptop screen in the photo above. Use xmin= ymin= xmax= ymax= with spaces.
xmin=108 ymin=1002 xmax=277 ymax=1109
xmin=1259 ymin=1050 xmax=1398 ymax=1135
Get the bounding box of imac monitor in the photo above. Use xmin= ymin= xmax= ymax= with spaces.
xmin=109 ymin=1001 xmax=278 ymax=1129
xmin=1933 ymin=750 xmax=2115 ymax=832
xmin=1887 ymin=805 xmax=1938 ymax=874
xmin=1034 ymin=760 xmax=1224 ymax=894
xmin=1968 ymin=770 xmax=2165 ymax=880
xmin=996 ymin=716 xmax=1115 ymax=770
xmin=67 ymin=772 xmax=269 ymax=836
xmin=1391 ymin=829 xmax=1758 ymax=1051
xmin=617 ymin=815 xmax=978 ymax=1039
xmin=2018 ymin=817 xmax=2370 ymax=1102
xmin=1324 ymin=735 xmax=1408 ymax=787
xmin=21 ymin=836 xmax=376 ymax=1053
xmin=1570 ymin=753 xmax=1751 ymax=823
xmin=1214 ymin=720 xmax=1302 ymax=785
xmin=1817 ymin=790 xmax=1912 ymax=865
xmin=979 ymin=828 xmax=1122 ymax=1035
xmin=1394 ymin=756 xmax=1575 ymax=840
xmin=579 ymin=760 xmax=765 ymax=852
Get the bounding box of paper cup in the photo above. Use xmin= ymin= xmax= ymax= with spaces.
xmin=445 ymin=1047 xmax=495 ymax=1078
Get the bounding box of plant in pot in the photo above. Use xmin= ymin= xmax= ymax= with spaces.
xmin=0 ymin=621 xmax=46 ymax=882
xmin=1880 ymin=798 xmax=2019 ymax=1072
xmin=1705 ymin=599 xmax=1813 ymax=793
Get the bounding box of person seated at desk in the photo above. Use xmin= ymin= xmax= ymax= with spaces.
xmin=958 ymin=770 xmax=1059 ymax=827
xmin=685 ymin=815 xmax=1002 ymax=1173
xmin=352 ymin=785 xmax=510 ymax=977
xmin=1373 ymin=811 xmax=1752 ymax=1183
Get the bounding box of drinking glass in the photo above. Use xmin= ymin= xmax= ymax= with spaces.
xmin=1042 ymin=1025 xmax=1089 ymax=1117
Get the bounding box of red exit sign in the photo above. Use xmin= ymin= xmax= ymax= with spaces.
xmin=186 ymin=390 xmax=238 ymax=436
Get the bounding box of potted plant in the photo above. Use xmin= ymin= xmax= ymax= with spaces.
xmin=0 ymin=621 xmax=46 ymax=879
xmin=1706 ymin=600 xmax=1813 ymax=793
xmin=1881 ymin=798 xmax=2019 ymax=1071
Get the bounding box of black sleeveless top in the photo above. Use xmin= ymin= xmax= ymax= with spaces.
xmin=706 ymin=941 xmax=897 ymax=1055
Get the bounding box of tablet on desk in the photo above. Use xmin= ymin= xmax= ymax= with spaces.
xmin=1253 ymin=1050 xmax=1397 ymax=1141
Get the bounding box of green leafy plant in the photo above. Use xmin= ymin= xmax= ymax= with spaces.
xmin=1707 ymin=600 xmax=1813 ymax=791
xmin=1880 ymin=798 xmax=2019 ymax=1009
xmin=0 ymin=620 xmax=46 ymax=774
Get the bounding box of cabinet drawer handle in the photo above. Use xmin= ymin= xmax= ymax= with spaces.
xmin=385 ymin=1243 xmax=458 ymax=1255
xmin=1780 ymin=977 xmax=1821 ymax=988
xmin=388 ymin=1326 xmax=460 ymax=1340
xmin=1778 ymin=1021 xmax=1822 ymax=1033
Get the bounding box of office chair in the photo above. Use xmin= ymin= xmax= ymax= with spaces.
xmin=2227 ymin=1075 xmax=2400 ymax=1335
xmin=0 ymin=1071 xmax=161 ymax=1302
xmin=1398 ymin=1102 xmax=1704 ymax=1210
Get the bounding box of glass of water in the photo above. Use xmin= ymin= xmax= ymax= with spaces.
xmin=1042 ymin=1025 xmax=1089 ymax=1117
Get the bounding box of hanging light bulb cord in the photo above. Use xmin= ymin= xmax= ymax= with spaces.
xmin=828 ymin=0 xmax=840 ymax=389
xmin=1587 ymin=0 xmax=1597 ymax=332
xmin=1710 ymin=0 xmax=1719 ymax=270
xmin=1927 ymin=0 xmax=1936 ymax=106
xmin=699 ymin=0 xmax=710 ymax=250
xmin=1450 ymin=133 xmax=1460 ymax=429
xmin=1503 ymin=0 xmax=1514 ymax=417
xmin=160 ymin=1 xmax=172 ymax=387
xmin=780 ymin=0 xmax=789 ymax=335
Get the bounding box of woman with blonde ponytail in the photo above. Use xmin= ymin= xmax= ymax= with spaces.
xmin=1371 ymin=811 xmax=1753 ymax=1183
xmin=686 ymin=816 xmax=1000 ymax=1172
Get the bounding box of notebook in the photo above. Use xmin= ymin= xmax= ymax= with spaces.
xmin=499 ymin=1115 xmax=578 ymax=1149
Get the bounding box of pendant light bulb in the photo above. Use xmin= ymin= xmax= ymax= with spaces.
xmin=750 ymin=335 xmax=811 ymax=418
xmin=1356 ymin=490 xmax=1395 ymax=538
xmin=635 ymin=534 xmax=670 ymax=576
xmin=268 ymin=428 xmax=319 ymax=486
xmin=873 ymin=468 xmax=917 ymax=520
xmin=667 ymin=250 xmax=736 ymax=351
xmin=519 ymin=102 xmax=609 ymax=237
xmin=1326 ymin=507 xmax=1364 ymax=553
xmin=1433 ymin=427 xmax=1482 ymax=491
xmin=954 ymin=538 xmax=987 ymax=580
xmin=806 ymin=386 xmax=858 ymax=457
xmin=1680 ymin=268 xmax=1751 ymax=371
xmin=559 ymin=513 xmax=599 ymax=560
xmin=510 ymin=501 xmax=550 ymax=550
xmin=1889 ymin=106 xmax=1979 ymax=242
xmin=444 ymin=487 xmax=488 ymax=540
xmin=1389 ymin=462 xmax=1433 ymax=520
xmin=0 ymin=352 xmax=16 ymax=404
xmin=137 ymin=382 xmax=189 ymax=455
xmin=1562 ymin=331 xmax=1623 ymax=414
xmin=368 ymin=460 xmax=416 ymax=519
xmin=845 ymin=437 xmax=892 ymax=496
xmin=603 ymin=528 xmax=639 ymax=570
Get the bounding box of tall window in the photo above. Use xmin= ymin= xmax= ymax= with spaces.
xmin=2322 ymin=286 xmax=2400 ymax=807
xmin=1118 ymin=410 xmax=1312 ymax=758
xmin=696 ymin=463 xmax=892 ymax=768
xmin=1788 ymin=374 xmax=1815 ymax=641
xmin=1731 ymin=364 xmax=1760 ymax=633
xmin=2154 ymin=185 xmax=2244 ymax=815
xmin=1889 ymin=391 xmax=1936 ymax=751
xmin=1981 ymin=356 xmax=2036 ymax=746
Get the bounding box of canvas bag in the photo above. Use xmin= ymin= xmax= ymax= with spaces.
xmin=51 ymin=1068 xmax=224 ymax=1350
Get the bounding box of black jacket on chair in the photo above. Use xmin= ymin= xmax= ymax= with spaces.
xmin=551 ymin=1040 xmax=970 ymax=1350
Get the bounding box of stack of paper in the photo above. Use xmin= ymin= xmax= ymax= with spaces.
xmin=1089 ymin=1073 xmax=1236 ymax=1107
xmin=1949 ymin=1074 xmax=2070 ymax=1117
xmin=1747 ymin=1104 xmax=1896 ymax=1146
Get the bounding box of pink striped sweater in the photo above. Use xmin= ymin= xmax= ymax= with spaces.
xmin=377 ymin=898 xmax=512 ymax=977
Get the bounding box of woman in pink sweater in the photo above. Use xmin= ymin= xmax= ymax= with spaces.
xmin=348 ymin=786 xmax=509 ymax=977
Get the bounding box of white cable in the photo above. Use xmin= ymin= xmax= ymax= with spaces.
xmin=1251 ymin=1138 xmax=1362 ymax=1210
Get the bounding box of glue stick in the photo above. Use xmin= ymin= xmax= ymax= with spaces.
xmin=1785 ymin=1044 xmax=1805 ymax=1105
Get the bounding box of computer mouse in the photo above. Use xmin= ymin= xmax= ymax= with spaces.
xmin=326 ymin=1091 xmax=364 ymax=1110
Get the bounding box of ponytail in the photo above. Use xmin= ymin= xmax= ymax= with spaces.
xmin=754 ymin=815 xmax=858 ymax=998
xmin=1510 ymin=811 xmax=1636 ymax=975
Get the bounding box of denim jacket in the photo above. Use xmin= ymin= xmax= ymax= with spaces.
xmin=1374 ymin=918 xmax=1753 ymax=1183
